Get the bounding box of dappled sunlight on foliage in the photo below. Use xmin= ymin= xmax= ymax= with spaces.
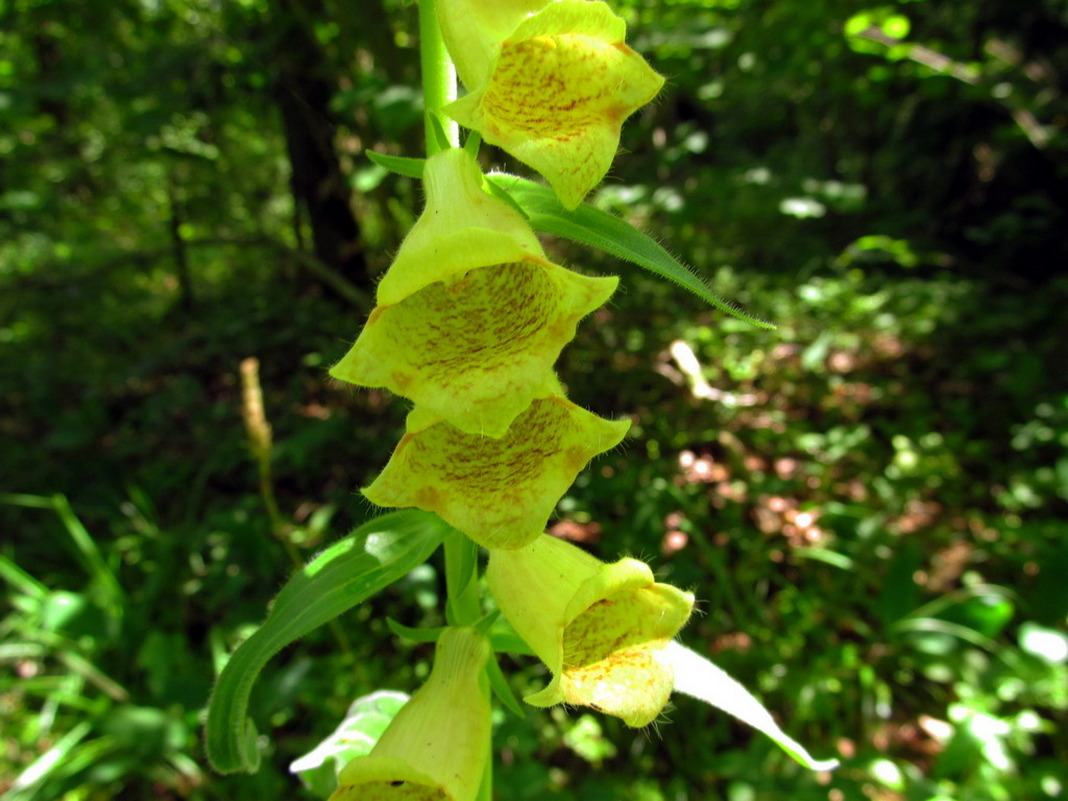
xmin=3 ymin=0 xmax=1066 ymax=798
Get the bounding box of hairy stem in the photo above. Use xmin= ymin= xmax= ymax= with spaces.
xmin=419 ymin=0 xmax=459 ymax=155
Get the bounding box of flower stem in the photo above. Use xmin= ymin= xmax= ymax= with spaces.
xmin=443 ymin=529 xmax=481 ymax=625
xmin=418 ymin=0 xmax=459 ymax=155
xmin=417 ymin=8 xmax=487 ymax=797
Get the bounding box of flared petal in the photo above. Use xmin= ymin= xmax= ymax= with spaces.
xmin=437 ymin=0 xmax=552 ymax=90
xmin=444 ymin=1 xmax=664 ymax=209
xmin=487 ymin=535 xmax=694 ymax=726
xmin=333 ymin=259 xmax=616 ymax=438
xmin=364 ymin=393 xmax=630 ymax=549
xmin=329 ymin=628 xmax=491 ymax=801
xmin=330 ymin=148 xmax=617 ymax=437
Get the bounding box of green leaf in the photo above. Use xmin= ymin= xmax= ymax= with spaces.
xmin=366 ymin=150 xmax=425 ymax=179
xmin=463 ymin=130 xmax=482 ymax=157
xmin=427 ymin=112 xmax=452 ymax=153
xmin=791 ymin=546 xmax=854 ymax=570
xmin=1 ymin=494 xmax=125 ymax=615
xmin=486 ymin=654 xmax=526 ymax=719
xmin=0 ymin=553 xmax=48 ymax=600
xmin=386 ymin=618 xmax=446 ymax=643
xmin=665 ymin=642 xmax=839 ymax=771
xmin=204 ymin=511 xmax=449 ymax=774
xmin=882 ymin=15 xmax=910 ymax=40
xmin=444 ymin=530 xmax=481 ymax=625
xmin=290 ymin=690 xmax=410 ymax=797
xmin=486 ymin=174 xmax=775 ymax=329
xmin=843 ymin=12 xmax=871 ymax=38
xmin=3 ymin=721 xmax=93 ymax=801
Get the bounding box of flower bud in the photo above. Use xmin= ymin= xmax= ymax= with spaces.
xmin=364 ymin=388 xmax=629 ymax=549
xmin=330 ymin=148 xmax=617 ymax=438
xmin=329 ymin=627 xmax=491 ymax=801
xmin=440 ymin=0 xmax=664 ymax=209
xmin=487 ymin=534 xmax=694 ymax=726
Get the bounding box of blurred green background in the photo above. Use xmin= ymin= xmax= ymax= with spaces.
xmin=2 ymin=0 xmax=1066 ymax=799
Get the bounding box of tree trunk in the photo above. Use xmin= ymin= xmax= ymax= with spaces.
xmin=266 ymin=0 xmax=369 ymax=291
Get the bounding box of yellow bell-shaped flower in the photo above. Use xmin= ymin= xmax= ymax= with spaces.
xmin=364 ymin=386 xmax=630 ymax=549
xmin=330 ymin=148 xmax=618 ymax=438
xmin=487 ymin=534 xmax=694 ymax=726
xmin=329 ymin=627 xmax=491 ymax=801
xmin=440 ymin=0 xmax=665 ymax=209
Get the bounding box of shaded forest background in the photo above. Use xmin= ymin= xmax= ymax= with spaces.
xmin=2 ymin=0 xmax=1067 ymax=799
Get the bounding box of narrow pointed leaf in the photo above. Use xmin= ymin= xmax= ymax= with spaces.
xmin=205 ymin=511 xmax=449 ymax=773
xmin=664 ymin=641 xmax=839 ymax=771
xmin=366 ymin=151 xmax=426 ymax=179
xmin=487 ymin=174 xmax=775 ymax=329
xmin=463 ymin=130 xmax=483 ymax=157
xmin=386 ymin=618 xmax=447 ymax=644
xmin=487 ymin=655 xmax=526 ymax=718
xmin=427 ymin=111 xmax=452 ymax=153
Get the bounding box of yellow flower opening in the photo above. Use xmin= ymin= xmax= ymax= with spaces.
xmin=442 ymin=1 xmax=664 ymax=209
xmin=487 ymin=534 xmax=694 ymax=726
xmin=329 ymin=628 xmax=491 ymax=801
xmin=330 ymin=149 xmax=618 ymax=438
xmin=364 ymin=391 xmax=630 ymax=549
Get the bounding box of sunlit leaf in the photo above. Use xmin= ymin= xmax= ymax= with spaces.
xmin=487 ymin=173 xmax=775 ymax=329
xmin=664 ymin=641 xmax=840 ymax=771
xmin=204 ymin=511 xmax=449 ymax=773
xmin=290 ymin=690 xmax=410 ymax=797
xmin=386 ymin=618 xmax=446 ymax=643
xmin=366 ymin=150 xmax=425 ymax=179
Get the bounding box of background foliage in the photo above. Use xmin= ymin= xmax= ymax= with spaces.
xmin=2 ymin=0 xmax=1066 ymax=799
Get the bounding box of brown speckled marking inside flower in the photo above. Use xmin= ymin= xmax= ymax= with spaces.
xmin=561 ymin=641 xmax=672 ymax=726
xmin=331 ymin=781 xmax=447 ymax=800
xmin=392 ymin=261 xmax=557 ymax=374
xmin=563 ymin=590 xmax=680 ymax=666
xmin=413 ymin=399 xmax=562 ymax=489
xmin=558 ymin=589 xmax=680 ymax=726
xmin=487 ymin=36 xmax=615 ymax=140
xmin=342 ymin=255 xmax=616 ymax=437
xmin=363 ymin=398 xmax=630 ymax=549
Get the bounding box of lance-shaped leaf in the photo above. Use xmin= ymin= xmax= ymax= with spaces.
xmin=364 ymin=393 xmax=630 ymax=550
xmin=331 ymin=149 xmax=618 ymax=438
xmin=329 ymin=627 xmax=492 ymax=801
xmin=487 ymin=534 xmax=694 ymax=726
xmin=663 ymin=641 xmax=841 ymax=771
xmin=204 ymin=511 xmax=449 ymax=774
xmin=443 ymin=0 xmax=664 ymax=210
xmin=486 ymin=172 xmax=777 ymax=329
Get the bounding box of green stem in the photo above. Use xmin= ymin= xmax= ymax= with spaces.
xmin=443 ymin=530 xmax=481 ymax=625
xmin=418 ymin=7 xmax=488 ymax=797
xmin=419 ymin=0 xmax=459 ymax=155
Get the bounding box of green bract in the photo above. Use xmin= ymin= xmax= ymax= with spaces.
xmin=328 ymin=628 xmax=491 ymax=801
xmin=439 ymin=0 xmax=664 ymax=209
xmin=487 ymin=534 xmax=695 ymax=727
xmin=364 ymin=390 xmax=629 ymax=549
